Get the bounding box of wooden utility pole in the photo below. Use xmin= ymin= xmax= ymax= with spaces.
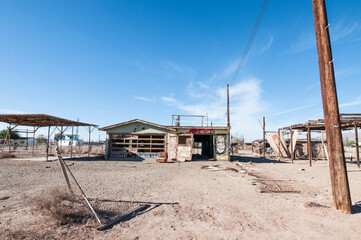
xmin=355 ymin=122 xmax=359 ymax=168
xmin=227 ymin=84 xmax=230 ymax=127
xmin=312 ymin=0 xmax=352 ymax=213
xmin=263 ymin=116 xmax=266 ymax=158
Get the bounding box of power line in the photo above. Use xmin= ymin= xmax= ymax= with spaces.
xmin=230 ymin=0 xmax=270 ymax=85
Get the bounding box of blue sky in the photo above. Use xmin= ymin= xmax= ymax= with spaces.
xmin=1 ymin=0 xmax=361 ymax=141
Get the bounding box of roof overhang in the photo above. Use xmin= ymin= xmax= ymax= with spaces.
xmin=99 ymin=119 xmax=173 ymax=131
xmin=0 ymin=114 xmax=97 ymax=127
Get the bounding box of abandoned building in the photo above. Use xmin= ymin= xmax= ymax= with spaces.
xmin=99 ymin=118 xmax=230 ymax=161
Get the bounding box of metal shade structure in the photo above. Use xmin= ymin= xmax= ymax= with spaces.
xmin=0 ymin=114 xmax=98 ymax=160
xmin=0 ymin=114 xmax=97 ymax=127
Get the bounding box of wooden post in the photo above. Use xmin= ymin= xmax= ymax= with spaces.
xmin=8 ymin=125 xmax=11 ymax=153
xmin=307 ymin=123 xmax=312 ymax=167
xmin=70 ymin=126 xmax=74 ymax=159
xmin=26 ymin=129 xmax=28 ymax=150
xmin=60 ymin=126 xmax=63 ymax=152
xmin=88 ymin=127 xmax=91 ymax=157
xmin=290 ymin=127 xmax=294 ymax=163
xmin=32 ymin=126 xmax=35 ymax=156
xmin=227 ymin=84 xmax=230 ymax=127
xmin=46 ymin=126 xmax=50 ymax=161
xmin=263 ymin=116 xmax=266 ymax=158
xmin=278 ymin=129 xmax=281 ymax=161
xmin=312 ymin=0 xmax=352 ymax=213
xmin=355 ymin=122 xmax=359 ymax=168
xmin=321 ymin=131 xmax=325 ymax=161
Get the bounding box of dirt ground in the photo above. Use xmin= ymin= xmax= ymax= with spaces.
xmin=1 ymin=151 xmax=361 ymax=240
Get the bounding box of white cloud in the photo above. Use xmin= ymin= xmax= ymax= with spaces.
xmin=331 ymin=20 xmax=359 ymax=41
xmin=133 ymin=96 xmax=156 ymax=102
xmin=161 ymin=78 xmax=266 ymax=141
xmin=286 ymin=20 xmax=360 ymax=55
xmin=161 ymin=95 xmax=177 ymax=104
xmin=340 ymin=97 xmax=361 ymax=108
xmin=268 ymin=103 xmax=319 ymax=117
xmin=286 ymin=32 xmax=315 ymax=54
xmin=259 ymin=36 xmax=274 ymax=54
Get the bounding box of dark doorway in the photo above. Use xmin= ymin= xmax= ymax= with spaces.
xmin=193 ymin=135 xmax=214 ymax=159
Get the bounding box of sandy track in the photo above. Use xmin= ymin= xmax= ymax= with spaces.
xmin=1 ymin=153 xmax=361 ymax=239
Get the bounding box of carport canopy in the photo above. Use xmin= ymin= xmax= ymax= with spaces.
xmin=0 ymin=114 xmax=97 ymax=127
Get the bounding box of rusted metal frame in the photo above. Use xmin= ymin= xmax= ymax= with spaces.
xmin=0 ymin=114 xmax=97 ymax=127
xmin=355 ymin=122 xmax=360 ymax=168
xmin=312 ymin=0 xmax=352 ymax=213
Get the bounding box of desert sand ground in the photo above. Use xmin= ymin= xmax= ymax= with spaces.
xmin=1 ymin=150 xmax=361 ymax=239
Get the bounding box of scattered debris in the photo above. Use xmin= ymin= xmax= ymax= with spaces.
xmin=260 ymin=190 xmax=300 ymax=194
xmin=0 ymin=196 xmax=10 ymax=201
xmin=255 ymin=178 xmax=291 ymax=182
xmin=305 ymin=202 xmax=329 ymax=208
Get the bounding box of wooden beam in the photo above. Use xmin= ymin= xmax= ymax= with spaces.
xmin=355 ymin=122 xmax=359 ymax=168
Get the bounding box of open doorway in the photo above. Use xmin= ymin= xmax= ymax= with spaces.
xmin=193 ymin=135 xmax=214 ymax=160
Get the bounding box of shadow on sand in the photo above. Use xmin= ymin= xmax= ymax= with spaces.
xmin=231 ymin=155 xmax=289 ymax=164
xmin=64 ymin=156 xmax=146 ymax=162
xmin=89 ymin=199 xmax=179 ymax=230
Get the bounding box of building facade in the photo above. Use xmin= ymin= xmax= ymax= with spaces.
xmin=99 ymin=119 xmax=230 ymax=161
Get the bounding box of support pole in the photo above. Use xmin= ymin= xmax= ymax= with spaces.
xmin=26 ymin=129 xmax=28 ymax=150
xmin=71 ymin=126 xmax=74 ymax=159
xmin=321 ymin=131 xmax=325 ymax=161
xmin=32 ymin=126 xmax=35 ymax=156
xmin=60 ymin=126 xmax=63 ymax=152
xmin=8 ymin=125 xmax=11 ymax=153
xmin=46 ymin=126 xmax=50 ymax=161
xmin=88 ymin=127 xmax=91 ymax=157
xmin=263 ymin=116 xmax=266 ymax=158
xmin=307 ymin=123 xmax=312 ymax=167
xmin=227 ymin=84 xmax=230 ymax=127
xmin=290 ymin=127 xmax=294 ymax=163
xmin=312 ymin=0 xmax=352 ymax=213
xmin=355 ymin=122 xmax=359 ymax=168
xmin=278 ymin=129 xmax=281 ymax=161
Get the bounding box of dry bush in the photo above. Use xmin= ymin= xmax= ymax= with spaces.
xmin=29 ymin=188 xmax=93 ymax=225
xmin=0 ymin=151 xmax=15 ymax=159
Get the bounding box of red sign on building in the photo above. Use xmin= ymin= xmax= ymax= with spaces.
xmin=188 ymin=128 xmax=215 ymax=134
